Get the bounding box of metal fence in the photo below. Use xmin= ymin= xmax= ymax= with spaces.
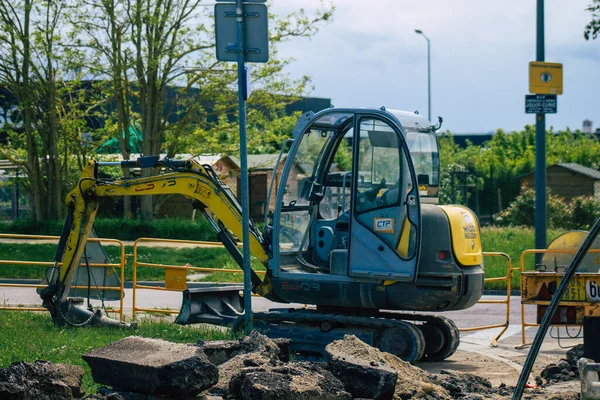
xmin=0 ymin=233 xmax=125 ymax=320
xmin=131 ymin=237 xmax=265 ymax=318
xmin=458 ymin=252 xmax=515 ymax=346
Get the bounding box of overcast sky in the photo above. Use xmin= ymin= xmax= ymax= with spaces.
xmin=269 ymin=0 xmax=600 ymax=133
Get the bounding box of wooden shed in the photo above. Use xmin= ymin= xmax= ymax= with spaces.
xmin=519 ymin=163 xmax=600 ymax=202
xmin=240 ymin=154 xmax=299 ymax=221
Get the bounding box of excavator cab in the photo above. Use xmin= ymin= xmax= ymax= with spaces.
xmin=270 ymin=109 xmax=421 ymax=281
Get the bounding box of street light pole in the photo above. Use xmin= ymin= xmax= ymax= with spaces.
xmin=415 ymin=29 xmax=431 ymax=122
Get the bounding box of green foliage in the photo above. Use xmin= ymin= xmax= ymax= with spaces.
xmin=0 ymin=0 xmax=336 ymax=220
xmin=494 ymin=188 xmax=600 ymax=231
xmin=585 ymin=0 xmax=600 ymax=40
xmin=0 ymin=226 xmax=572 ymax=291
xmin=566 ymin=196 xmax=600 ymax=230
xmin=438 ymin=127 xmax=600 ymax=216
xmin=494 ymin=188 xmax=568 ymax=229
xmin=0 ymin=310 xmax=232 ymax=393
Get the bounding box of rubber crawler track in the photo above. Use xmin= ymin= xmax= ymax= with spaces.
xmin=248 ymin=309 xmax=462 ymax=363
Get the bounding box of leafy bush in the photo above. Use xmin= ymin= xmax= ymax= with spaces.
xmin=495 ymin=189 xmax=600 ymax=230
xmin=494 ymin=187 xmax=567 ymax=228
xmin=565 ymin=196 xmax=600 ymax=230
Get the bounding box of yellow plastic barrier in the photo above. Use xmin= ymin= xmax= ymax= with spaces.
xmin=131 ymin=238 xmax=265 ymax=317
xmin=0 ymin=233 xmax=126 ymax=320
xmin=457 ymin=252 xmax=514 ymax=346
xmin=517 ymin=248 xmax=600 ymax=348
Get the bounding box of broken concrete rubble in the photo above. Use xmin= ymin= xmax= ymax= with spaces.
xmin=83 ymin=336 xmax=218 ymax=398
xmin=228 ymin=361 xmax=351 ymax=400
xmin=199 ymin=331 xmax=290 ymax=365
xmin=433 ymin=370 xmax=495 ymax=399
xmin=536 ymin=344 xmax=585 ymax=386
xmin=567 ymin=344 xmax=585 ymax=367
xmin=3 ymin=331 xmax=585 ymax=400
xmin=0 ymin=360 xmax=84 ymax=400
xmin=208 ymin=352 xmax=274 ymax=397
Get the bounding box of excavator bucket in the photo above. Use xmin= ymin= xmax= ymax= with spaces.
xmin=175 ymin=284 xmax=244 ymax=326
xmin=50 ymin=297 xmax=136 ymax=329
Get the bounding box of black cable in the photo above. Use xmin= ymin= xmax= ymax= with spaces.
xmin=86 ymin=251 xmax=108 ymax=313
xmin=84 ymin=246 xmax=92 ymax=309
xmin=512 ymin=218 xmax=600 ymax=399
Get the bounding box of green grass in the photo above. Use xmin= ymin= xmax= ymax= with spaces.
xmin=0 ymin=243 xmax=264 ymax=283
xmin=0 ymin=310 xmax=234 ymax=394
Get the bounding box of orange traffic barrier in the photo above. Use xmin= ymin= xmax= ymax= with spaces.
xmin=458 ymin=252 xmax=515 ymax=346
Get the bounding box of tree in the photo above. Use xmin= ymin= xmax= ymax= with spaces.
xmin=584 ymin=0 xmax=600 ymax=40
xmin=125 ymin=1 xmax=333 ymax=219
xmin=69 ymin=0 xmax=333 ymax=219
xmin=68 ymin=0 xmax=135 ymax=217
xmin=0 ymin=0 xmax=66 ymax=222
xmin=0 ymin=0 xmax=333 ymax=222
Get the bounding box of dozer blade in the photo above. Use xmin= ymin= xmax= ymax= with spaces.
xmin=175 ymin=284 xmax=244 ymax=326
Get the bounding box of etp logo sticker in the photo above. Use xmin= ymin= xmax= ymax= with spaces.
xmin=374 ymin=218 xmax=394 ymax=233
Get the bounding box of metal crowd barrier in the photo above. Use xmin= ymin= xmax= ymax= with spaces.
xmin=517 ymin=248 xmax=600 ymax=348
xmin=0 ymin=233 xmax=125 ymax=320
xmin=131 ymin=237 xmax=265 ymax=318
xmin=458 ymin=252 xmax=515 ymax=346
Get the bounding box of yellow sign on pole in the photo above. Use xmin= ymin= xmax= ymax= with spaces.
xmin=529 ymin=62 xmax=563 ymax=95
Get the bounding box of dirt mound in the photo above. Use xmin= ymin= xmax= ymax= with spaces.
xmin=326 ymin=334 xmax=452 ymax=399
xmin=0 ymin=360 xmax=84 ymax=400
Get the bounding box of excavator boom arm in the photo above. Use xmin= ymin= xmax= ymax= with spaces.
xmin=47 ymin=158 xmax=269 ymax=307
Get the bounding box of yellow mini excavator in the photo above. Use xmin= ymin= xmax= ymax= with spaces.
xmin=40 ymin=107 xmax=484 ymax=362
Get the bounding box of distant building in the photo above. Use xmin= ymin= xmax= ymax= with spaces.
xmin=583 ymin=119 xmax=593 ymax=134
xmin=519 ymin=163 xmax=600 ymax=201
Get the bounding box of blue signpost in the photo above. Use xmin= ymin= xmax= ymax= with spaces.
xmin=534 ymin=0 xmax=546 ymax=260
xmin=215 ymin=0 xmax=268 ymax=334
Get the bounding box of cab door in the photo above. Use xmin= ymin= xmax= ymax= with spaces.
xmin=348 ymin=115 xmax=421 ymax=280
